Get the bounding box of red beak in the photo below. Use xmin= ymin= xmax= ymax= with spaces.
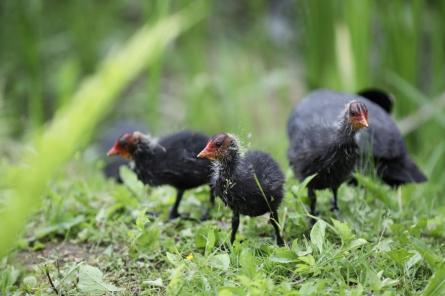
xmin=197 ymin=144 xmax=216 ymax=160
xmin=107 ymin=145 xmax=120 ymax=157
xmin=357 ymin=115 xmax=369 ymax=128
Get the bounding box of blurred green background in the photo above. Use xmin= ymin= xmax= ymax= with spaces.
xmin=0 ymin=0 xmax=444 ymax=254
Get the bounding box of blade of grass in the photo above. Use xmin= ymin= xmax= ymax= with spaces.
xmin=421 ymin=263 xmax=445 ymax=296
xmin=398 ymin=92 xmax=445 ymax=135
xmin=145 ymin=0 xmax=172 ymax=130
xmin=0 ymin=0 xmax=207 ymax=258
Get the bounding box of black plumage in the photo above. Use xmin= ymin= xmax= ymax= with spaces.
xmin=288 ymin=90 xmax=427 ymax=187
xmin=198 ymin=133 xmax=285 ymax=246
xmin=108 ymin=130 xmax=214 ymax=219
xmin=99 ymin=120 xmax=147 ymax=182
xmin=287 ymin=95 xmax=369 ymax=216
xmin=357 ymin=88 xmax=394 ymax=114
xmin=287 ymin=90 xmax=427 ymax=216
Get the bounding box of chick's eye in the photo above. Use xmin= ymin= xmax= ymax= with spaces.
xmin=215 ymin=141 xmax=223 ymax=147
xmin=119 ymin=141 xmax=128 ymax=149
xmin=350 ymin=110 xmax=358 ymax=116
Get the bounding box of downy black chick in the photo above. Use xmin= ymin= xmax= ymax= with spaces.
xmin=287 ymin=99 xmax=369 ymax=217
xmin=288 ymin=90 xmax=427 ymax=188
xmin=99 ymin=120 xmax=147 ymax=183
xmin=107 ymin=130 xmax=214 ymax=220
xmin=198 ymin=133 xmax=285 ymax=246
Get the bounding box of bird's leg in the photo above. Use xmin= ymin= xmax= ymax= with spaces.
xmin=308 ymin=188 xmax=318 ymax=215
xmin=270 ymin=210 xmax=285 ymax=246
xmin=330 ymin=187 xmax=339 ymax=212
xmin=230 ymin=211 xmax=240 ymax=244
xmin=169 ymin=190 xmax=184 ymax=220
xmin=201 ymin=189 xmax=215 ymax=221
xmin=308 ymin=188 xmax=318 ymax=225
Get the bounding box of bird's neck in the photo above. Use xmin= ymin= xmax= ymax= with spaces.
xmin=133 ymin=140 xmax=163 ymax=169
xmin=217 ymin=148 xmax=240 ymax=178
xmin=336 ymin=117 xmax=358 ymax=144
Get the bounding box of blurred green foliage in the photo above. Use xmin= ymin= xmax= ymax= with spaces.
xmin=0 ymin=0 xmax=207 ymax=257
xmin=1 ymin=1 xmax=444 ymax=164
xmin=0 ymin=0 xmax=444 ymax=272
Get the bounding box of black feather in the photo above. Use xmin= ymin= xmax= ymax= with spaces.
xmin=357 ymin=88 xmax=394 ymax=114
xmin=99 ymin=120 xmax=147 ymax=182
xmin=288 ymin=90 xmax=427 ymax=188
xmin=209 ymin=135 xmax=285 ymax=245
xmin=132 ymin=130 xmax=214 ymax=219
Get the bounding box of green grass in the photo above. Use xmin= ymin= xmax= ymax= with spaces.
xmin=1 ymin=0 xmax=445 ymax=294
xmin=1 ymin=155 xmax=444 ymax=295
xmin=0 ymin=1 xmax=207 ymax=258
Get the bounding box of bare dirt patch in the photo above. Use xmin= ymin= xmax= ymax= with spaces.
xmin=14 ymin=241 xmax=105 ymax=269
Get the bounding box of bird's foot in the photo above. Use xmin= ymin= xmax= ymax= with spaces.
xmin=309 ymin=217 xmax=317 ymax=227
xmin=146 ymin=211 xmax=159 ymax=218
xmin=309 ymin=210 xmax=320 ymax=218
xmin=308 ymin=211 xmax=319 ymax=227
xmin=276 ymin=237 xmax=285 ymax=247
xmin=220 ymin=243 xmax=230 ymax=252
xmin=168 ymin=212 xmax=199 ymax=222
xmin=168 ymin=210 xmax=181 ymax=220
xmin=200 ymin=211 xmax=212 ymax=221
xmin=330 ymin=204 xmax=339 ymax=212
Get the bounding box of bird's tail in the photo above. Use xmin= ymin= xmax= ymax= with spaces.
xmin=376 ymin=157 xmax=427 ymax=187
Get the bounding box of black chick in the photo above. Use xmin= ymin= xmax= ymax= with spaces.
xmin=288 ymin=90 xmax=427 ymax=187
xmin=107 ymin=130 xmax=214 ymax=220
xmin=287 ymin=99 xmax=369 ymax=216
xmin=198 ymin=133 xmax=285 ymax=246
xmin=98 ymin=120 xmax=147 ymax=183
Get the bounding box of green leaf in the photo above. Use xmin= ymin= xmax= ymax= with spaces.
xmin=239 ymin=248 xmax=257 ymax=278
xmin=298 ymin=255 xmax=315 ymax=266
xmin=195 ymin=226 xmax=211 ymax=249
xmin=218 ymin=286 xmax=245 ymax=296
xmin=135 ymin=226 xmax=160 ymax=252
xmin=366 ymin=269 xmax=383 ymax=291
xmin=31 ymin=215 xmax=85 ymax=242
xmin=291 ymin=175 xmax=316 ymax=198
xmin=22 ymin=275 xmax=37 ymax=290
xmin=166 ymin=252 xmax=181 ymax=266
xmin=372 ymin=239 xmax=393 ymax=253
xmin=310 ymin=220 xmax=326 ymax=253
xmin=204 ymin=229 xmax=215 ymax=256
xmin=421 ymin=263 xmax=445 ymax=296
xmin=167 ymin=265 xmax=185 ymax=295
xmin=269 ymin=248 xmax=299 ymax=263
xmin=426 ymin=215 xmax=445 ymax=238
xmin=0 ymin=0 xmax=207 ymax=258
xmin=410 ymin=238 xmax=443 ymax=270
xmin=298 ymin=280 xmax=327 ymax=296
xmin=348 ymin=284 xmax=364 ymax=296
xmin=143 ymin=278 xmax=164 ymax=287
xmin=354 ymin=174 xmax=396 ymax=208
xmin=208 ymin=253 xmax=230 ymax=271
xmin=332 ymin=218 xmax=354 ymax=243
xmin=405 ymin=251 xmax=422 ymax=271
xmin=366 ymin=269 xmax=398 ymax=292
xmin=387 ymin=248 xmax=412 ymax=266
xmin=120 ymin=166 xmax=145 ymax=199
xmin=346 ymin=238 xmax=367 ymax=251
xmin=78 ymin=265 xmax=123 ymax=295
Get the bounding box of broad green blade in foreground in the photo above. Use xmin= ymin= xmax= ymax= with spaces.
xmin=0 ymin=1 xmax=207 ymax=258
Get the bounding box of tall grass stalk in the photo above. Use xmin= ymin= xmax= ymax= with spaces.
xmin=146 ymin=0 xmax=171 ymax=130
xmin=0 ymin=1 xmax=207 ymax=258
